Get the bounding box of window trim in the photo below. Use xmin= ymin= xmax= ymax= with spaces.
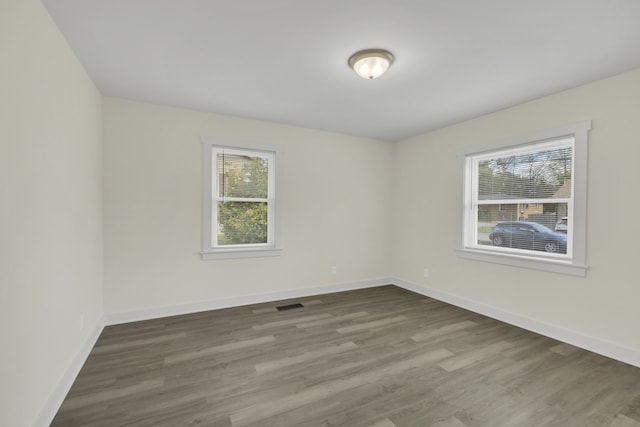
xmin=201 ymin=138 xmax=283 ymax=260
xmin=455 ymin=121 xmax=591 ymax=276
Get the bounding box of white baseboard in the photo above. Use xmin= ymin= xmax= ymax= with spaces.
xmin=392 ymin=277 xmax=640 ymax=369
xmin=104 ymin=277 xmax=394 ymax=325
xmin=33 ymin=317 xmax=104 ymax=427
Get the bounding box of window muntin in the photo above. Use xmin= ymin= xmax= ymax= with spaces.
xmin=456 ymin=121 xmax=590 ymax=276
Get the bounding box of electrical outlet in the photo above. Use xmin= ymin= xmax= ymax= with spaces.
xmin=423 ymin=268 xmax=429 ymax=278
xmin=330 ymin=266 xmax=337 ymax=275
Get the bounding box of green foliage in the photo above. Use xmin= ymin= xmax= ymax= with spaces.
xmin=218 ymin=202 xmax=268 ymax=244
xmin=220 ymin=156 xmax=268 ymax=199
xmin=217 ymin=155 xmax=269 ymax=245
xmin=477 ymin=225 xmax=492 ymax=233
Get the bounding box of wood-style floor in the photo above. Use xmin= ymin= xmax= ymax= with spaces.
xmin=52 ymin=285 xmax=640 ymax=427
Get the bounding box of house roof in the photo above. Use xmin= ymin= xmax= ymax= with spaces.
xmin=553 ymin=179 xmax=572 ymax=199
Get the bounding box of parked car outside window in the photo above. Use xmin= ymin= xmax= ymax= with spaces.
xmin=555 ymin=217 xmax=568 ymax=233
xmin=489 ymin=221 xmax=567 ymax=254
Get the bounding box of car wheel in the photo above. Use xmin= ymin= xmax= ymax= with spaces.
xmin=492 ymin=235 xmax=504 ymax=246
xmin=544 ymin=241 xmax=558 ymax=253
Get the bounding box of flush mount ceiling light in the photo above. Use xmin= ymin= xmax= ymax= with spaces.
xmin=348 ymin=48 xmax=394 ymax=80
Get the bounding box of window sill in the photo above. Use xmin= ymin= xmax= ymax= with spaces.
xmin=455 ymin=248 xmax=588 ymax=277
xmin=201 ymin=247 xmax=283 ymax=261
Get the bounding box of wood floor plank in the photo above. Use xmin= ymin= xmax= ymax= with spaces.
xmin=430 ymin=417 xmax=468 ymax=427
xmin=60 ymin=378 xmax=164 ymax=411
xmin=411 ymin=320 xmax=478 ymax=342
xmin=296 ymin=311 xmax=369 ymax=328
xmin=549 ymin=342 xmax=581 ymax=356
xmin=609 ymin=414 xmax=640 ymax=427
xmin=91 ymin=332 xmax=187 ymax=354
xmin=254 ymin=341 xmax=357 ymax=373
xmin=252 ymin=313 xmax=332 ymax=330
xmin=438 ymin=340 xmax=513 ymax=372
xmin=368 ymin=418 xmax=397 ymax=427
xmin=336 ymin=315 xmax=408 ymax=333
xmin=164 ymin=335 xmax=276 ymax=364
xmin=52 ymin=285 xmax=640 ymax=427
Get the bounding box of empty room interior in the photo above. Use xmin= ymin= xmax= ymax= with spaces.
xmin=3 ymin=1 xmax=640 ymax=426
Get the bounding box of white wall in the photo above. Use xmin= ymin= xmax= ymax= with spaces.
xmin=392 ymin=68 xmax=640 ymax=356
xmin=103 ymin=97 xmax=392 ymax=317
xmin=0 ymin=0 xmax=103 ymax=426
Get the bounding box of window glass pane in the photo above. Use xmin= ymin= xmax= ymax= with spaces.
xmin=478 ymin=146 xmax=572 ymax=200
xmin=217 ymin=201 xmax=268 ymax=245
xmin=216 ymin=152 xmax=269 ymax=199
xmin=477 ymin=202 xmax=568 ymax=254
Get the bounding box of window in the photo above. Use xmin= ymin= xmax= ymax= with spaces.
xmin=456 ymin=121 xmax=591 ymax=276
xmin=201 ymin=138 xmax=282 ymax=260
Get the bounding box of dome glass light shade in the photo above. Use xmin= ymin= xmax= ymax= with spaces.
xmin=348 ymin=49 xmax=394 ymax=80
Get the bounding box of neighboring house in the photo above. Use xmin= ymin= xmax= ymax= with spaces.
xmin=479 ymin=179 xmax=571 ymax=224
xmin=552 ymin=178 xmax=571 ymax=219
xmin=478 ymin=198 xmax=543 ymax=222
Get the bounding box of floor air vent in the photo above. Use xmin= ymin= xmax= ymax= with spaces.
xmin=276 ymin=303 xmax=304 ymax=311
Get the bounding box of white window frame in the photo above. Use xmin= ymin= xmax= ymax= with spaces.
xmin=201 ymin=138 xmax=283 ymax=260
xmin=455 ymin=121 xmax=591 ymax=276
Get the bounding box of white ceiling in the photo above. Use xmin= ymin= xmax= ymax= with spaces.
xmin=42 ymin=0 xmax=640 ymax=141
